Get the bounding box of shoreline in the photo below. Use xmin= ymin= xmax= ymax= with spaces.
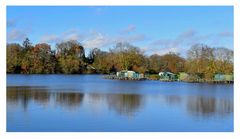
xmin=7 ymin=73 xmax=234 ymax=84
xmin=103 ymin=75 xmax=233 ymax=84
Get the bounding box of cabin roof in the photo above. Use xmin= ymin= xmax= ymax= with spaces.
xmin=118 ymin=70 xmax=136 ymax=73
xmin=159 ymin=71 xmax=175 ymax=75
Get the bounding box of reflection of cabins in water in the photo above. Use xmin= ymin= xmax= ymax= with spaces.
xmin=158 ymin=71 xmax=178 ymax=81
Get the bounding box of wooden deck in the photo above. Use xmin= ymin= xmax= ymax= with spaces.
xmin=103 ymin=75 xmax=233 ymax=84
xmin=103 ymin=75 xmax=147 ymax=81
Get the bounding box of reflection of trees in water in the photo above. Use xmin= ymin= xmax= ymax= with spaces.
xmin=7 ymin=86 xmax=84 ymax=111
xmin=7 ymin=87 xmax=143 ymax=116
xmin=217 ymin=99 xmax=233 ymax=115
xmin=88 ymin=93 xmax=105 ymax=102
xmin=8 ymin=86 xmax=233 ymax=118
xmin=7 ymin=86 xmax=50 ymax=111
xmin=187 ymin=96 xmax=233 ymax=117
xmin=187 ymin=96 xmax=216 ymax=115
xmin=164 ymin=95 xmax=181 ymax=106
xmin=55 ymin=92 xmax=84 ymax=109
xmin=88 ymin=93 xmax=106 ymax=105
xmin=107 ymin=94 xmax=143 ymax=117
xmin=86 ymin=94 xmax=107 ymax=113
xmin=32 ymin=91 xmax=50 ymax=104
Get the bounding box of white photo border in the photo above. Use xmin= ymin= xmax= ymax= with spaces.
xmin=0 ymin=0 xmax=239 ymax=139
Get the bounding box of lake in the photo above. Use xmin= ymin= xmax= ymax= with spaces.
xmin=7 ymin=74 xmax=233 ymax=132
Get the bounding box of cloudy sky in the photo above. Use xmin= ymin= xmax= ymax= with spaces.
xmin=7 ymin=6 xmax=233 ymax=56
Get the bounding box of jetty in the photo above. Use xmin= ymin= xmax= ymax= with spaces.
xmin=103 ymin=75 xmax=146 ymax=81
xmin=103 ymin=70 xmax=146 ymax=81
xmin=103 ymin=70 xmax=233 ymax=84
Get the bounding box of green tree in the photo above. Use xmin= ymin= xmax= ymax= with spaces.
xmin=159 ymin=52 xmax=185 ymax=73
xmin=21 ymin=38 xmax=34 ymax=74
xmin=56 ymin=40 xmax=85 ymax=73
xmin=214 ymin=47 xmax=233 ymax=74
xmin=148 ymin=54 xmax=162 ymax=73
xmin=22 ymin=38 xmax=33 ymax=50
xmin=186 ymin=44 xmax=217 ymax=79
xmin=110 ymin=42 xmax=147 ymax=73
xmin=7 ymin=43 xmax=23 ymax=73
xmin=32 ymin=43 xmax=56 ymax=73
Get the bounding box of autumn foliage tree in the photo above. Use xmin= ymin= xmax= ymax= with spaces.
xmin=110 ymin=42 xmax=147 ymax=73
xmin=90 ymin=48 xmax=113 ymax=73
xmin=32 ymin=43 xmax=56 ymax=73
xmin=185 ymin=44 xmax=233 ymax=80
xmin=159 ymin=52 xmax=185 ymax=73
xmin=6 ymin=38 xmax=233 ymax=80
xmin=56 ymin=40 xmax=85 ymax=74
xmin=7 ymin=43 xmax=23 ymax=73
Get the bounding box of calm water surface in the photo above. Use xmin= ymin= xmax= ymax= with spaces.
xmin=7 ymin=74 xmax=233 ymax=132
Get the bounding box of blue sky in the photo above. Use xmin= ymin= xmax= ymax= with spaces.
xmin=7 ymin=6 xmax=233 ymax=56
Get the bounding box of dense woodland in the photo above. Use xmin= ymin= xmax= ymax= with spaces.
xmin=7 ymin=38 xmax=233 ymax=80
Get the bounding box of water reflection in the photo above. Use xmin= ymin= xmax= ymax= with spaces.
xmin=7 ymin=86 xmax=51 ymax=111
xmin=107 ymin=94 xmax=143 ymax=117
xmin=7 ymin=86 xmax=233 ymax=118
xmin=187 ymin=96 xmax=233 ymax=117
xmin=7 ymin=87 xmax=84 ymax=111
xmin=55 ymin=92 xmax=84 ymax=109
xmin=164 ymin=95 xmax=182 ymax=106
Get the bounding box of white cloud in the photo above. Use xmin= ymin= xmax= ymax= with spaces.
xmin=154 ymin=47 xmax=181 ymax=55
xmin=116 ymin=34 xmax=147 ymax=43
xmin=82 ymin=32 xmax=147 ymax=49
xmin=40 ymin=35 xmax=59 ymax=43
xmin=149 ymin=29 xmax=233 ymax=56
xmin=218 ymin=31 xmax=233 ymax=37
xmin=40 ymin=29 xmax=85 ymax=43
xmin=83 ymin=33 xmax=113 ymax=49
xmin=7 ymin=19 xmax=16 ymax=28
xmin=7 ymin=29 xmax=27 ymax=42
xmin=151 ymin=29 xmax=197 ymax=48
xmin=148 ymin=30 xmax=197 ymax=55
xmin=142 ymin=45 xmax=182 ymax=56
xmin=120 ymin=24 xmax=136 ymax=34
xmin=7 ymin=19 xmax=29 ymax=42
xmin=62 ymin=29 xmax=84 ymax=41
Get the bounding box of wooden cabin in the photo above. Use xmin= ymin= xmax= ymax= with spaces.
xmin=214 ymin=74 xmax=233 ymax=82
xmin=117 ymin=70 xmax=140 ymax=78
xmin=159 ymin=71 xmax=178 ymax=81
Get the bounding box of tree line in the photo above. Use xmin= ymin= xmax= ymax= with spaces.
xmin=7 ymin=38 xmax=233 ymax=80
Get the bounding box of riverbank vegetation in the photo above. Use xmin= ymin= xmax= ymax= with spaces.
xmin=7 ymin=38 xmax=233 ymax=81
